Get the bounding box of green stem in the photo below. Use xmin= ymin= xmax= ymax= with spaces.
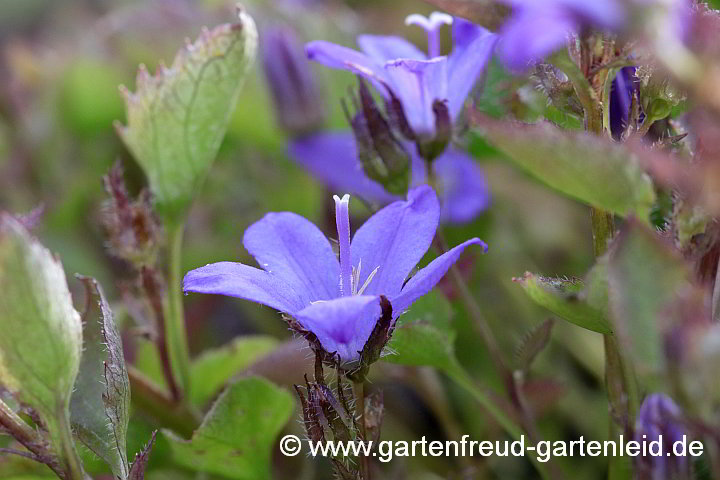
xmin=128 ymin=366 xmax=201 ymax=438
xmin=591 ymin=208 xmax=639 ymax=435
xmin=551 ymin=50 xmax=602 ymax=133
xmin=165 ymin=220 xmax=191 ymax=397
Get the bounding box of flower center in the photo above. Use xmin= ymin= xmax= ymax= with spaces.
xmin=405 ymin=12 xmax=453 ymax=58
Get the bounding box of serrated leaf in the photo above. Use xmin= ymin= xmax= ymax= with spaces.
xmin=471 ymin=113 xmax=656 ymax=220
xmin=515 ymin=319 xmax=554 ymax=371
xmin=70 ymin=276 xmax=130 ymax=480
xmin=385 ymin=291 xmax=458 ymax=371
xmin=128 ymin=431 xmax=156 ymax=480
xmin=163 ymin=377 xmax=293 ymax=480
xmin=0 ymin=213 xmax=83 ymax=457
xmin=608 ymin=221 xmax=691 ymax=376
xmin=515 ymin=272 xmax=612 ymax=334
xmin=189 ymin=336 xmax=279 ymax=407
xmin=117 ymin=9 xmax=258 ymax=220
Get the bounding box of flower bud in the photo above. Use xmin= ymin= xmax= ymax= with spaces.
xmin=637 ymin=63 xmax=686 ymax=123
xmin=102 ymin=160 xmax=160 ymax=267
xmin=634 ymin=393 xmax=690 ymax=480
xmin=345 ymin=78 xmax=411 ymax=195
xmin=416 ymin=99 xmax=451 ymax=162
xmin=261 ymin=26 xmax=326 ymax=137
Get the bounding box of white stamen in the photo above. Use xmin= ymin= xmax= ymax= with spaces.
xmin=356 ymin=266 xmax=380 ymax=296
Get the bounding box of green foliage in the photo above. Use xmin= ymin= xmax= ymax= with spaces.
xmin=189 ymin=336 xmax=279 ymax=407
xmin=0 ymin=214 xmax=83 ymax=462
xmin=70 ymin=276 xmax=131 ymax=479
xmin=515 ymin=272 xmax=612 ymax=334
xmin=385 ymin=291 xmax=458 ymax=371
xmin=163 ymin=377 xmax=293 ymax=480
xmin=607 ymin=221 xmax=690 ymax=376
xmin=60 ymin=59 xmax=126 ymax=136
xmin=117 ymin=10 xmax=258 ymax=221
xmin=472 ymin=115 xmax=657 ymax=220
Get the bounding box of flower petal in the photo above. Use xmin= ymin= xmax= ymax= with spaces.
xmin=390 ymin=238 xmax=487 ymax=314
xmin=295 ymin=295 xmax=381 ymax=362
xmin=384 ymin=57 xmax=448 ymax=138
xmin=306 ymin=40 xmax=390 ymax=94
xmin=497 ymin=8 xmax=577 ymax=73
xmin=447 ymin=19 xmax=497 ymax=119
xmin=433 ymin=148 xmax=491 ymax=223
xmin=183 ymin=262 xmax=306 ymax=313
xmin=350 ymin=185 xmax=439 ymax=297
xmin=357 ymin=35 xmax=426 ymax=64
xmin=287 ymin=132 xmax=397 ymax=206
xmin=243 ymin=211 xmax=340 ymax=302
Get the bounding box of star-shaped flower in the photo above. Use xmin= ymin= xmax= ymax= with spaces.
xmin=306 ymin=13 xmax=497 ymax=140
xmin=183 ymin=185 xmax=486 ymax=362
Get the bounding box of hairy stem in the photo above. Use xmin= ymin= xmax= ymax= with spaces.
xmin=0 ymin=399 xmax=66 ymax=479
xmin=127 ymin=366 xmax=201 ymax=438
xmin=353 ymin=380 xmax=371 ymax=480
xmin=165 ymin=220 xmax=191 ymax=397
xmin=141 ymin=266 xmax=182 ymax=401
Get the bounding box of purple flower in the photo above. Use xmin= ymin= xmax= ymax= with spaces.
xmin=305 ymin=13 xmax=496 ymax=140
xmin=609 ymin=66 xmax=638 ymax=139
xmin=261 ymin=25 xmax=325 ymax=136
xmin=184 ymin=186 xmax=486 ymax=362
xmin=634 ymin=393 xmax=690 ymax=479
xmin=496 ymin=0 xmax=626 ymax=72
xmin=289 ymin=131 xmax=491 ymax=224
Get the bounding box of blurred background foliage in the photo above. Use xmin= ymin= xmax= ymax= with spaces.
xmin=1 ymin=0 xmax=697 ymax=478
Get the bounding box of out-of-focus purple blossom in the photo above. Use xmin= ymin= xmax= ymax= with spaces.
xmin=609 ymin=66 xmax=638 ymax=139
xmin=305 ymin=13 xmax=496 ymax=143
xmin=261 ymin=25 xmax=325 ymax=136
xmin=289 ymin=131 xmax=490 ymax=224
xmin=496 ymin=0 xmax=626 ymax=72
xmin=184 ymin=186 xmax=486 ymax=362
xmin=634 ymin=393 xmax=691 ymax=480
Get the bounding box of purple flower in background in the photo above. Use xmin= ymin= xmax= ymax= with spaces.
xmin=609 ymin=66 xmax=638 ymax=139
xmin=184 ymin=186 xmax=486 ymax=361
xmin=289 ymin=131 xmax=490 ymax=224
xmin=634 ymin=393 xmax=690 ymax=479
xmin=261 ymin=25 xmax=326 ymax=136
xmin=496 ymin=0 xmax=626 ymax=72
xmin=306 ymin=13 xmax=497 ymax=140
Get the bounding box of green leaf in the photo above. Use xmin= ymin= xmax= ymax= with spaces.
xmin=471 ymin=114 xmax=656 ymax=220
xmin=385 ymin=291 xmax=458 ymax=371
xmin=70 ymin=276 xmax=131 ymax=479
xmin=189 ymin=336 xmax=279 ymax=407
xmin=514 ymin=272 xmax=613 ymax=334
xmin=0 ymin=214 xmax=83 ymax=456
xmin=116 ymin=9 xmax=258 ymax=220
xmin=515 ymin=319 xmax=554 ymax=371
xmin=163 ymin=377 xmax=293 ymax=480
xmin=607 ymin=221 xmax=690 ymax=375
